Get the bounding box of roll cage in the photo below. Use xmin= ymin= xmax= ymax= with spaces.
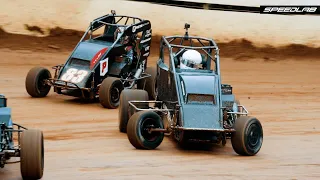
xmin=60 ymin=10 xmax=152 ymax=71
xmin=48 ymin=11 xmax=152 ymax=98
xmin=159 ymin=24 xmax=220 ymax=76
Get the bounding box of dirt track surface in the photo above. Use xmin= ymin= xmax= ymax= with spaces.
xmin=0 ymin=47 xmax=319 ymax=180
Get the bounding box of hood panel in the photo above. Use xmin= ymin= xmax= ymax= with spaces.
xmin=71 ymin=40 xmax=113 ymax=60
xmin=178 ymin=73 xmax=223 ymax=129
xmin=179 ymin=74 xmax=216 ymax=95
xmin=56 ymin=40 xmax=113 ymax=88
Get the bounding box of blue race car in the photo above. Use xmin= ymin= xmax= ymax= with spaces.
xmin=0 ymin=94 xmax=44 ymax=179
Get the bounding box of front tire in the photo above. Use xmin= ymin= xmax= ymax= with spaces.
xmin=127 ymin=111 xmax=164 ymax=149
xmin=99 ymin=77 xmax=124 ymax=109
xmin=119 ymin=89 xmax=148 ymax=133
xmin=20 ymin=129 xmax=44 ymax=179
xmin=25 ymin=67 xmax=51 ymax=97
xmin=231 ymin=116 xmax=263 ymax=156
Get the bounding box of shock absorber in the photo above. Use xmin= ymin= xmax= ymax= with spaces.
xmin=134 ymin=65 xmax=143 ymax=79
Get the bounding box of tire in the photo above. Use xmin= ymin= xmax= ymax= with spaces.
xmin=137 ymin=66 xmax=157 ymax=100
xmin=20 ymin=129 xmax=44 ymax=179
xmin=119 ymin=89 xmax=148 ymax=133
xmin=99 ymin=77 xmax=124 ymax=109
xmin=25 ymin=67 xmax=52 ymax=97
xmin=174 ymin=130 xmax=191 ymax=148
xmin=127 ymin=111 xmax=164 ymax=149
xmin=231 ymin=116 xmax=263 ymax=156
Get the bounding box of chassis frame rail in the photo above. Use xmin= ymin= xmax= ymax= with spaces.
xmin=0 ymin=123 xmax=28 ymax=166
xmin=128 ymin=100 xmax=248 ymax=133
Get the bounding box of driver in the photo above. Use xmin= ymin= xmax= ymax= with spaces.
xmin=114 ymin=27 xmax=134 ymax=65
xmin=180 ymin=49 xmax=202 ymax=69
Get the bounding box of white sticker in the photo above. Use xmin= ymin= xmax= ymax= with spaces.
xmin=132 ymin=22 xmax=150 ymax=33
xmin=145 ymin=29 xmax=152 ymax=37
xmin=100 ymin=58 xmax=109 ymax=76
xmin=60 ymin=68 xmax=88 ymax=84
xmin=141 ymin=37 xmax=151 ymax=44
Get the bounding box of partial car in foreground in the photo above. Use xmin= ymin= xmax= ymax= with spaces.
xmin=0 ymin=94 xmax=44 ymax=179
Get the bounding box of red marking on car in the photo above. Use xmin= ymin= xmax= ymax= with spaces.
xmin=125 ymin=46 xmax=133 ymax=51
xmin=90 ymin=47 xmax=108 ymax=69
xmin=101 ymin=61 xmax=107 ymax=73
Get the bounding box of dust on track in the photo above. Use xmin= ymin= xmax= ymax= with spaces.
xmin=1 ymin=26 xmax=320 ymax=61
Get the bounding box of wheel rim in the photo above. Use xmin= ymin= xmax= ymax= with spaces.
xmin=37 ymin=72 xmax=50 ymax=92
xmin=247 ymin=123 xmax=262 ymax=150
xmin=140 ymin=118 xmax=161 ymax=142
xmin=110 ymin=85 xmax=120 ymax=103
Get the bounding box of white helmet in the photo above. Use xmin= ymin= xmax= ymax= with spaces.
xmin=180 ymin=50 xmax=202 ymax=69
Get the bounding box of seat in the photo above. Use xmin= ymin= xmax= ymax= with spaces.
xmin=201 ymin=54 xmax=208 ymax=69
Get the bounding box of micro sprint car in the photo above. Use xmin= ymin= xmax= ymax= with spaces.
xmin=25 ymin=10 xmax=156 ymax=109
xmin=120 ymin=24 xmax=263 ymax=156
xmin=0 ymin=94 xmax=44 ymax=179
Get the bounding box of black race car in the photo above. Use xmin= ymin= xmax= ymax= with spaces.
xmin=25 ymin=10 xmax=156 ymax=109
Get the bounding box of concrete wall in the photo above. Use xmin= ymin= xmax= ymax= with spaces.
xmin=177 ymin=0 xmax=319 ymax=6
xmin=0 ymin=0 xmax=319 ymax=47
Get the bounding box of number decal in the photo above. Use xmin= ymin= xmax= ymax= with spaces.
xmin=60 ymin=68 xmax=77 ymax=81
xmin=60 ymin=68 xmax=88 ymax=83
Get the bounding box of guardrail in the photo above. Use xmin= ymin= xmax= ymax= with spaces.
xmin=125 ymin=0 xmax=319 ymax=15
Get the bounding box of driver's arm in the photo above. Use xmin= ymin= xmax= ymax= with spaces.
xmin=125 ymin=46 xmax=134 ymax=65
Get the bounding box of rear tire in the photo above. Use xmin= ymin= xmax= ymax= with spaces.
xmin=99 ymin=77 xmax=124 ymax=109
xmin=231 ymin=116 xmax=263 ymax=156
xmin=20 ymin=129 xmax=44 ymax=180
xmin=25 ymin=67 xmax=51 ymax=97
xmin=127 ymin=111 xmax=164 ymax=149
xmin=137 ymin=67 xmax=157 ymax=100
xmin=119 ymin=89 xmax=148 ymax=133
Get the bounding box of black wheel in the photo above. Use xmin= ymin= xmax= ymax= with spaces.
xmin=231 ymin=116 xmax=263 ymax=156
xmin=127 ymin=111 xmax=164 ymax=149
xmin=25 ymin=67 xmax=51 ymax=97
xmin=20 ymin=129 xmax=44 ymax=179
xmin=173 ymin=130 xmax=191 ymax=148
xmin=137 ymin=66 xmax=157 ymax=100
xmin=171 ymin=111 xmax=190 ymax=147
xmin=99 ymin=77 xmax=124 ymax=109
xmin=119 ymin=89 xmax=148 ymax=133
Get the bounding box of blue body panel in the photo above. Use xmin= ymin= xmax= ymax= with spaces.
xmin=181 ymin=104 xmax=222 ymax=129
xmin=0 ymin=107 xmax=11 ymax=126
xmin=221 ymin=94 xmax=235 ymax=107
xmin=178 ymin=74 xmax=215 ymax=95
xmin=0 ymin=106 xmax=14 ymax=151
xmin=178 ymin=72 xmax=223 ymax=129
